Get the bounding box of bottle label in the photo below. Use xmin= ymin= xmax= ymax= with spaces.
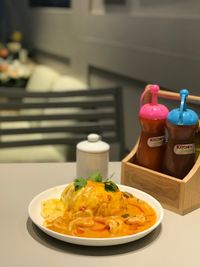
xmin=147 ymin=136 xmax=165 ymax=148
xmin=174 ymin=144 xmax=195 ymax=155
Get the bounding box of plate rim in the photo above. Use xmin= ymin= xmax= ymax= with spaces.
xmin=28 ymin=183 xmax=164 ymax=245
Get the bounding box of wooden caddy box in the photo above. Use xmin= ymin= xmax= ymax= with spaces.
xmin=121 ymin=89 xmax=200 ymax=215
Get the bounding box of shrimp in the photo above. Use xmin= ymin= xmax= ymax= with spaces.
xmin=124 ymin=214 xmax=146 ymax=226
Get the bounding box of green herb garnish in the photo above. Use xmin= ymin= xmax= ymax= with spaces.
xmin=88 ymin=172 xmax=103 ymax=182
xmin=74 ymin=173 xmax=118 ymax=192
xmin=74 ymin=177 xmax=87 ymax=191
xmin=104 ymin=180 xmax=119 ymax=192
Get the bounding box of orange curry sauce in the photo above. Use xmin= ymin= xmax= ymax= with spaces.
xmin=44 ymin=181 xmax=157 ymax=238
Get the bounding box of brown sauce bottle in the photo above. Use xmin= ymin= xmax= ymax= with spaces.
xmin=136 ymin=118 xmax=166 ymax=171
xmin=136 ymin=85 xmax=169 ymax=172
xmin=163 ymin=89 xmax=199 ymax=179
xmin=163 ymin=122 xmax=198 ymax=179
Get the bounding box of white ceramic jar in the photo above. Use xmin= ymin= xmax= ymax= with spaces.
xmin=76 ymin=133 xmax=110 ymax=179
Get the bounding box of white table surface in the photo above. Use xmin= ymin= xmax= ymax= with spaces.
xmin=0 ymin=162 xmax=200 ymax=267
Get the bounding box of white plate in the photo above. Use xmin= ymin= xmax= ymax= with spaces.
xmin=28 ymin=184 xmax=163 ymax=246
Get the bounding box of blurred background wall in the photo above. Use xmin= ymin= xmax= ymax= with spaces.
xmin=1 ymin=0 xmax=200 ymax=152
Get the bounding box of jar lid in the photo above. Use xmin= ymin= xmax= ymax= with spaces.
xmin=167 ymin=89 xmax=199 ymax=125
xmin=77 ymin=134 xmax=110 ymax=153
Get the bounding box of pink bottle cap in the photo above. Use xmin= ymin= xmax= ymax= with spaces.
xmin=139 ymin=85 xmax=169 ymax=120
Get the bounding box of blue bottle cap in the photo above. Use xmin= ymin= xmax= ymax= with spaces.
xmin=167 ymin=89 xmax=199 ymax=126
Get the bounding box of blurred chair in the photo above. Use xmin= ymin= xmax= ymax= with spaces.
xmin=41 ymin=75 xmax=88 ymax=156
xmin=1 ymin=71 xmax=89 ymax=161
xmin=0 ymin=65 xmax=64 ymax=162
xmin=21 ymin=65 xmax=60 ymax=126
xmin=0 ymin=120 xmax=65 ymax=162
xmin=0 ymin=87 xmax=125 ymax=163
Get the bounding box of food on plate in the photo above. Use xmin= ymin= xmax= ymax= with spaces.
xmin=41 ymin=173 xmax=157 ymax=238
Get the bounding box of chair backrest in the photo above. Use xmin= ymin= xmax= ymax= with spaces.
xmin=0 ymin=87 xmax=125 ymax=159
xmin=23 ymin=65 xmax=61 ymax=126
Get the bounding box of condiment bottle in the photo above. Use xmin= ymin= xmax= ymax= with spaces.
xmin=76 ymin=133 xmax=110 ymax=179
xmin=163 ymin=89 xmax=199 ymax=179
xmin=136 ymin=85 xmax=169 ymax=171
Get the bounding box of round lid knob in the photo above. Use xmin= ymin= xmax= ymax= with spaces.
xmin=77 ymin=133 xmax=110 ymax=153
xmin=87 ymin=133 xmax=100 ymax=142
